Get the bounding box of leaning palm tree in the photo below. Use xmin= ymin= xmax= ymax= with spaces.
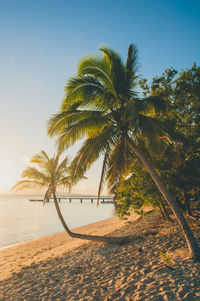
xmin=48 ymin=44 xmax=200 ymax=259
xmin=12 ymin=150 xmax=124 ymax=243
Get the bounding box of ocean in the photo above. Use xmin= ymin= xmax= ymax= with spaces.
xmin=0 ymin=194 xmax=116 ymax=249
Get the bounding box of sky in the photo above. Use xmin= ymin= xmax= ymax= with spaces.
xmin=0 ymin=0 xmax=200 ymax=194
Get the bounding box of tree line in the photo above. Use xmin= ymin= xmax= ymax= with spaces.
xmin=116 ymin=64 xmax=200 ymax=219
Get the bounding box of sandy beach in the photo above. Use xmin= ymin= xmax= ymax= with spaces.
xmin=0 ymin=211 xmax=200 ymax=300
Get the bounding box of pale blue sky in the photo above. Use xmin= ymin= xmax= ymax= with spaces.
xmin=0 ymin=0 xmax=199 ymax=193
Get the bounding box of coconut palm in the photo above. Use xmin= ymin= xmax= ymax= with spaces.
xmin=48 ymin=45 xmax=200 ymax=259
xmin=12 ymin=150 xmax=124 ymax=243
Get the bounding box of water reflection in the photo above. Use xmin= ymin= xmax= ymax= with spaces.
xmin=0 ymin=195 xmax=116 ymax=248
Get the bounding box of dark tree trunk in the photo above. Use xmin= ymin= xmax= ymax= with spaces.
xmin=162 ymin=204 xmax=172 ymax=222
xmin=52 ymin=191 xmax=127 ymax=244
xmin=127 ymin=137 xmax=200 ymax=260
xmin=176 ymin=197 xmax=184 ymax=210
xmin=159 ymin=206 xmax=166 ymax=220
xmin=184 ymin=192 xmax=193 ymax=216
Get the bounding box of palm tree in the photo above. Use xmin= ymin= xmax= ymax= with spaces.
xmin=48 ymin=44 xmax=200 ymax=260
xmin=12 ymin=150 xmax=124 ymax=243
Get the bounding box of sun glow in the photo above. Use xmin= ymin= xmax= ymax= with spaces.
xmin=0 ymin=161 xmax=17 ymax=193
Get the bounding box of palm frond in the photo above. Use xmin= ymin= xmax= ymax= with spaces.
xmin=21 ymin=167 xmax=49 ymax=184
xmin=126 ymin=44 xmax=139 ymax=76
xmin=78 ymin=55 xmax=118 ymax=99
xmin=126 ymin=44 xmax=139 ymax=98
xmin=48 ymin=110 xmax=107 ymax=139
xmin=11 ymin=180 xmax=44 ymax=191
xmin=65 ymin=76 xmax=105 ymax=108
xmin=41 ymin=150 xmax=50 ymax=162
xmin=142 ymin=96 xmax=167 ymax=115
xmin=48 ymin=111 xmax=71 ymax=137
xmin=100 ymin=46 xmax=127 ymax=97
xmin=69 ymin=126 xmax=118 ymax=183
xmin=55 ymin=113 xmax=110 ymax=150
xmin=106 ymin=135 xmax=135 ymax=192
xmin=137 ymin=114 xmax=166 ymax=152
xmin=58 ymin=176 xmax=72 ymax=188
xmin=30 ymin=150 xmax=50 ymax=171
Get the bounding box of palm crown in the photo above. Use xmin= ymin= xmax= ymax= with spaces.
xmin=12 ymin=150 xmax=71 ymax=200
xmin=48 ymin=44 xmax=165 ymax=194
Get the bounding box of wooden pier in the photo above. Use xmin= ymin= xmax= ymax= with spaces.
xmin=29 ymin=196 xmax=115 ymax=204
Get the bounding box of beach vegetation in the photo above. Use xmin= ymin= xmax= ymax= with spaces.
xmin=139 ymin=64 xmax=200 ymax=216
xmin=160 ymin=252 xmax=174 ymax=267
xmin=115 ymin=161 xmax=171 ymax=221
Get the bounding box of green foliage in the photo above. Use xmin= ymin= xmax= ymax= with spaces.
xmin=115 ymin=161 xmax=166 ymax=217
xmin=115 ymin=63 xmax=200 ymax=217
xmin=140 ymin=63 xmax=200 ymax=210
xmin=48 ymin=44 xmax=167 ymax=196
xmin=12 ymin=150 xmax=72 ymax=201
xmin=160 ymin=252 xmax=173 ymax=265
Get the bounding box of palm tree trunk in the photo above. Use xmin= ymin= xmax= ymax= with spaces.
xmin=127 ymin=137 xmax=200 ymax=260
xmin=52 ymin=191 xmax=127 ymax=244
xmin=184 ymin=192 xmax=193 ymax=217
xmin=97 ymin=151 xmax=109 ymax=206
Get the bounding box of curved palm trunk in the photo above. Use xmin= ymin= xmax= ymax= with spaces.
xmin=52 ymin=191 xmax=126 ymax=244
xmin=127 ymin=137 xmax=200 ymax=260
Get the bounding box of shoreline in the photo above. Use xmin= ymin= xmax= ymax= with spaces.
xmin=0 ymin=194 xmax=117 ymax=250
xmin=0 ymin=214 xmax=118 ymax=251
xmin=1 ymin=211 xmax=200 ymax=300
xmin=0 ymin=212 xmax=138 ymax=282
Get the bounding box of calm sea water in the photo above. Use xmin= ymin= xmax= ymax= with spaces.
xmin=0 ymin=194 xmax=116 ymax=249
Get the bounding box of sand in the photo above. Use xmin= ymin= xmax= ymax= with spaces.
xmin=0 ymin=211 xmax=200 ymax=300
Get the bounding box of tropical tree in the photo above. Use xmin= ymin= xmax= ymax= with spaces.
xmin=12 ymin=150 xmax=123 ymax=243
xmin=140 ymin=65 xmax=200 ymax=215
xmin=48 ymin=45 xmax=200 ymax=259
